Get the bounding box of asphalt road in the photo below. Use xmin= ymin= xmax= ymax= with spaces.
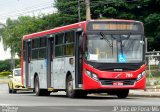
xmin=0 ymin=83 xmax=160 ymax=112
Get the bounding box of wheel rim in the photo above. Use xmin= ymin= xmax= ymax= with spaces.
xmin=67 ymin=80 xmax=73 ymax=96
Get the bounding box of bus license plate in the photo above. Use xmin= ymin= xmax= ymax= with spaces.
xmin=113 ymin=82 xmax=123 ymax=86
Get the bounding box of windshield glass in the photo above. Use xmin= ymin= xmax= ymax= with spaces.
xmin=85 ymin=34 xmax=143 ymax=63
xmin=14 ymin=69 xmax=21 ymax=76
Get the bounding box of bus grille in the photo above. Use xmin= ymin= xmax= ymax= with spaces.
xmin=99 ymin=79 xmax=136 ymax=86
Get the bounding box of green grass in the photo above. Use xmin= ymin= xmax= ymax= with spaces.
xmin=0 ymin=71 xmax=11 ymax=78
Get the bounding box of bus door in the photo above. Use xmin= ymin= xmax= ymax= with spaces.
xmin=25 ymin=40 xmax=31 ymax=87
xmin=75 ymin=29 xmax=83 ymax=88
xmin=47 ymin=37 xmax=54 ymax=88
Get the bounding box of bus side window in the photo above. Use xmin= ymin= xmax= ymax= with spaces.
xmin=55 ymin=33 xmax=64 ymax=57
xmin=31 ymin=39 xmax=39 ymax=59
xmin=39 ymin=37 xmax=47 ymax=59
xmin=65 ymin=31 xmax=74 ymax=56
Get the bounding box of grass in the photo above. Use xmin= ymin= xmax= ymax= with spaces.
xmin=0 ymin=71 xmax=11 ymax=78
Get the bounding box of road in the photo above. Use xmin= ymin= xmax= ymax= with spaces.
xmin=0 ymin=83 xmax=160 ymax=112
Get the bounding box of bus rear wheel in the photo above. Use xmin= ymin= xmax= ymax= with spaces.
xmin=116 ymin=89 xmax=129 ymax=99
xmin=35 ymin=76 xmax=50 ymax=96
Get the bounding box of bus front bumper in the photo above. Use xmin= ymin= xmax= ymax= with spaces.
xmin=83 ymin=73 xmax=146 ymax=90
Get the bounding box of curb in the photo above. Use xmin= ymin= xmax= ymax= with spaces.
xmin=129 ymin=93 xmax=160 ymax=98
xmin=129 ymin=90 xmax=160 ymax=97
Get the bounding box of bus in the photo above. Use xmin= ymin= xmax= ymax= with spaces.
xmin=21 ymin=19 xmax=146 ymax=98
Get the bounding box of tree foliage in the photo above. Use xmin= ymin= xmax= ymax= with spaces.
xmin=0 ymin=59 xmax=20 ymax=72
xmin=55 ymin=0 xmax=160 ymax=51
xmin=0 ymin=0 xmax=160 ymax=57
xmin=0 ymin=14 xmax=62 ymax=57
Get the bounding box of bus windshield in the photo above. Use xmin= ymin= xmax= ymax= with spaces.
xmin=85 ymin=34 xmax=143 ymax=63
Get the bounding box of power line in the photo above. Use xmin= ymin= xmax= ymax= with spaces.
xmin=0 ymin=6 xmax=56 ymax=19
xmin=14 ymin=2 xmax=53 ymax=14
xmin=0 ymin=3 xmax=54 ymax=17
xmin=0 ymin=0 xmax=138 ymax=22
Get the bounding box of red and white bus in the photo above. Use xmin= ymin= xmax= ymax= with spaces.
xmin=21 ymin=19 xmax=146 ymax=98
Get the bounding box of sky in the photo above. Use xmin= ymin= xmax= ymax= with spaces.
xmin=0 ymin=0 xmax=55 ymax=60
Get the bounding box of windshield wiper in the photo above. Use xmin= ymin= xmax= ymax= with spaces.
xmin=100 ymin=32 xmax=114 ymax=56
xmin=111 ymin=34 xmax=131 ymax=56
xmin=100 ymin=32 xmax=113 ymax=48
xmin=121 ymin=34 xmax=131 ymax=47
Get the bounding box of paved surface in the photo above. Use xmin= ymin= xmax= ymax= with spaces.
xmin=0 ymin=78 xmax=9 ymax=84
xmin=0 ymin=83 xmax=160 ymax=112
xmin=130 ymin=90 xmax=160 ymax=97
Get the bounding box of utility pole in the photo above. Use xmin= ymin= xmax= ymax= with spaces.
xmin=78 ymin=0 xmax=81 ymax=22
xmin=85 ymin=0 xmax=91 ymax=20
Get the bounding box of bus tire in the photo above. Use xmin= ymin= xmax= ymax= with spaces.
xmin=35 ymin=76 xmax=44 ymax=96
xmin=116 ymin=89 xmax=129 ymax=99
xmin=66 ymin=75 xmax=78 ymax=98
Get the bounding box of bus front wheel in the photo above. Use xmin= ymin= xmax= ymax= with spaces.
xmin=66 ymin=75 xmax=77 ymax=98
xmin=116 ymin=89 xmax=129 ymax=99
xmin=66 ymin=75 xmax=87 ymax=98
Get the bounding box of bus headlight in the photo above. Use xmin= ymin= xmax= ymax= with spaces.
xmin=141 ymin=71 xmax=146 ymax=77
xmin=137 ymin=74 xmax=142 ymax=81
xmin=86 ymin=70 xmax=92 ymax=77
xmin=85 ymin=70 xmax=99 ymax=81
xmin=92 ymin=73 xmax=99 ymax=81
xmin=137 ymin=71 xmax=146 ymax=81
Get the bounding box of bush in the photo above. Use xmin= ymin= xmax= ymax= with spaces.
xmin=146 ymin=70 xmax=160 ymax=77
xmin=0 ymin=71 xmax=11 ymax=78
xmin=146 ymin=65 xmax=159 ymax=70
xmin=0 ymin=59 xmax=20 ymax=72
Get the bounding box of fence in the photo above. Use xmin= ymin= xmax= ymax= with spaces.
xmin=145 ymin=51 xmax=160 ymax=89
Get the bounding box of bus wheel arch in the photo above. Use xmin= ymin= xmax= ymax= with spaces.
xmin=65 ymin=71 xmax=72 ymax=88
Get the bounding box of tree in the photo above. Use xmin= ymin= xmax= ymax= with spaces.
xmin=0 ymin=13 xmax=77 ymax=57
xmin=55 ymin=0 xmax=160 ymax=51
xmin=0 ymin=15 xmax=55 ymax=57
xmin=55 ymin=0 xmax=86 ymax=23
xmin=0 ymin=0 xmax=160 ymax=56
xmin=0 ymin=59 xmax=20 ymax=72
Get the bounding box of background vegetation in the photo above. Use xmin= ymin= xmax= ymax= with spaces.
xmin=0 ymin=0 xmax=160 ymax=57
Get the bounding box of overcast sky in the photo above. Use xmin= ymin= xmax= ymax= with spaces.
xmin=0 ymin=0 xmax=55 ymax=60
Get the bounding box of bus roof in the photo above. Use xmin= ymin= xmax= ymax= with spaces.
xmin=23 ymin=19 xmax=141 ymax=40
